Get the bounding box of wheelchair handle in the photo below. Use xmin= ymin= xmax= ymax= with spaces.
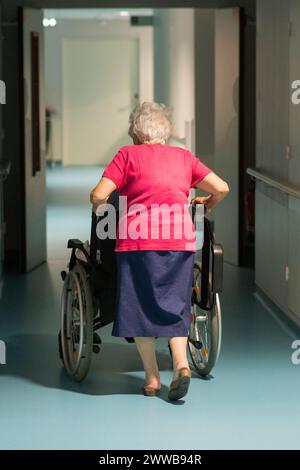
xmin=191 ymin=202 xmax=208 ymax=225
xmin=90 ymin=211 xmax=98 ymax=266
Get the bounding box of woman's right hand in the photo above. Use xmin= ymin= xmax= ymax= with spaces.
xmin=191 ymin=195 xmax=212 ymax=214
xmin=195 ymin=173 xmax=230 ymax=212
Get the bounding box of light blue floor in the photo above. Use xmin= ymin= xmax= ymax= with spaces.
xmin=0 ymin=164 xmax=300 ymax=450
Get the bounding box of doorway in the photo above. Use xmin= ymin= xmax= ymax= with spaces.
xmin=44 ymin=8 xmax=154 ymax=261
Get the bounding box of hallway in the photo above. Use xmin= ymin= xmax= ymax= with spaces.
xmin=0 ymin=165 xmax=299 ymax=450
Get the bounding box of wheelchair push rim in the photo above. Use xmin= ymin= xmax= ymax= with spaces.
xmin=60 ymin=263 xmax=94 ymax=381
xmin=188 ymin=261 xmax=222 ymax=376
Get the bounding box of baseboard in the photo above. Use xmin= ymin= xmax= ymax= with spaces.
xmin=46 ymin=160 xmax=62 ymax=167
xmin=254 ymin=285 xmax=300 ymax=336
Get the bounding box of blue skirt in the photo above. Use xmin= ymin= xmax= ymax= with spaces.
xmin=112 ymin=251 xmax=195 ymax=338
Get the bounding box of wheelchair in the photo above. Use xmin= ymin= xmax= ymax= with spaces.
xmin=58 ymin=193 xmax=223 ymax=382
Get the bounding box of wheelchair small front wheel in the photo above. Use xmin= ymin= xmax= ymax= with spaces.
xmin=60 ymin=262 xmax=94 ymax=382
xmin=188 ymin=262 xmax=222 ymax=376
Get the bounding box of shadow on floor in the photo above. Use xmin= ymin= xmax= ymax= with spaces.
xmin=1 ymin=334 xmax=183 ymax=401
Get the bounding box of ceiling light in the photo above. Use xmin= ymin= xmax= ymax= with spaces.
xmin=120 ymin=11 xmax=129 ymax=17
xmin=43 ymin=18 xmax=50 ymax=27
xmin=49 ymin=18 xmax=57 ymax=27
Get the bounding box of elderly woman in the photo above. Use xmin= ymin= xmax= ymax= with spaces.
xmin=91 ymin=102 xmax=229 ymax=401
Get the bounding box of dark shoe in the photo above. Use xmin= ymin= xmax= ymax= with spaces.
xmin=168 ymin=368 xmax=192 ymax=401
xmin=142 ymin=385 xmax=161 ymax=397
xmin=93 ymin=333 xmax=102 ymax=354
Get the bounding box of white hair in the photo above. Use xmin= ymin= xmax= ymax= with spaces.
xmin=128 ymin=102 xmax=173 ymax=144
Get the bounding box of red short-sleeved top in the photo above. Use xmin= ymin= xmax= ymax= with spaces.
xmin=102 ymin=144 xmax=212 ymax=252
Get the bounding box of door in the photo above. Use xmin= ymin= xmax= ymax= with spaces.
xmin=0 ymin=3 xmax=4 ymax=295
xmin=62 ymin=37 xmax=139 ymax=166
xmin=0 ymin=5 xmax=9 ymax=294
xmin=288 ymin=0 xmax=300 ymax=323
xmin=214 ymin=8 xmax=240 ymax=266
xmin=21 ymin=8 xmax=46 ymax=271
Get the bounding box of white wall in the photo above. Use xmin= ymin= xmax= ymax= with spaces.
xmin=153 ymin=9 xmax=195 ymax=143
xmin=44 ymin=18 xmax=153 ymax=163
xmin=256 ymin=0 xmax=300 ymax=326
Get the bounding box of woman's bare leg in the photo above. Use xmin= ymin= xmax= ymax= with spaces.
xmin=134 ymin=337 xmax=161 ymax=389
xmin=169 ymin=337 xmax=190 ymax=378
xmin=168 ymin=337 xmax=191 ymax=400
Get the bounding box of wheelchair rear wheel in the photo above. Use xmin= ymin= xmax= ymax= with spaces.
xmin=188 ymin=261 xmax=222 ymax=376
xmin=60 ymin=262 xmax=94 ymax=382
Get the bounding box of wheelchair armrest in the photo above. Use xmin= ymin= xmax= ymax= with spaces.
xmin=212 ymin=243 xmax=223 ymax=293
xmin=67 ymin=239 xmax=84 ymax=250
